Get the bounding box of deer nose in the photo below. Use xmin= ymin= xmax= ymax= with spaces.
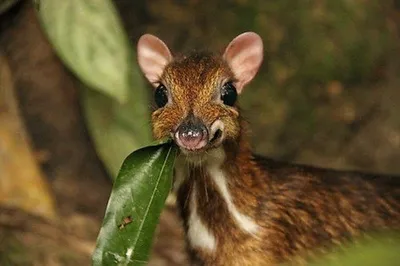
xmin=175 ymin=120 xmax=208 ymax=151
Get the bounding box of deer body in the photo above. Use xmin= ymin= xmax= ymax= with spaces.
xmin=137 ymin=33 xmax=400 ymax=265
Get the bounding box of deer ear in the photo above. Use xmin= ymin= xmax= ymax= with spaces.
xmin=137 ymin=34 xmax=172 ymax=86
xmin=223 ymin=32 xmax=263 ymax=93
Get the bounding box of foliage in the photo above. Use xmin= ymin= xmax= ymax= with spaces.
xmin=81 ymin=77 xmax=151 ymax=177
xmin=92 ymin=143 xmax=177 ymax=266
xmin=35 ymin=0 xmax=152 ymax=177
xmin=307 ymin=233 xmax=400 ymax=266
xmin=35 ymin=0 xmax=130 ymax=102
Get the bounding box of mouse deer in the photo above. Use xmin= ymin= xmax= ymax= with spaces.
xmin=137 ymin=32 xmax=400 ymax=266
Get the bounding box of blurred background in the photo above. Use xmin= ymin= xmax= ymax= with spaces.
xmin=0 ymin=0 xmax=399 ymax=265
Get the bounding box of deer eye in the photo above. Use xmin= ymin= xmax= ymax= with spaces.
xmin=221 ymin=82 xmax=237 ymax=106
xmin=154 ymin=84 xmax=168 ymax=108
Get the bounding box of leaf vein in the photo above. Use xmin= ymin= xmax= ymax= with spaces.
xmin=129 ymin=146 xmax=173 ymax=257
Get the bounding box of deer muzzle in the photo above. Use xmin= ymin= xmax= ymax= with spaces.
xmin=174 ymin=118 xmax=209 ymax=151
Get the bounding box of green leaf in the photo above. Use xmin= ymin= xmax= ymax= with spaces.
xmin=92 ymin=143 xmax=178 ymax=266
xmin=307 ymin=233 xmax=400 ymax=266
xmin=81 ymin=71 xmax=152 ymax=178
xmin=35 ymin=0 xmax=131 ymax=103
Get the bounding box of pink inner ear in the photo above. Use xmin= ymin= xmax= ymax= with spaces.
xmin=137 ymin=34 xmax=172 ymax=86
xmin=223 ymin=32 xmax=264 ymax=93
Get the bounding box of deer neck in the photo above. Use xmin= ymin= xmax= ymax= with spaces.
xmin=174 ymin=134 xmax=266 ymax=256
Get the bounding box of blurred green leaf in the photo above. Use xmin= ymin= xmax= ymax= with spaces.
xmin=306 ymin=234 xmax=400 ymax=266
xmin=92 ymin=143 xmax=177 ymax=266
xmin=36 ymin=0 xmax=152 ymax=177
xmin=0 ymin=0 xmax=20 ymax=14
xmin=35 ymin=0 xmax=131 ymax=103
xmin=81 ymin=66 xmax=152 ymax=177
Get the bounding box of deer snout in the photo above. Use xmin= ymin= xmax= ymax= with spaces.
xmin=174 ymin=120 xmax=209 ymax=151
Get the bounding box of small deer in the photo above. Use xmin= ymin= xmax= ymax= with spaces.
xmin=137 ymin=32 xmax=400 ymax=265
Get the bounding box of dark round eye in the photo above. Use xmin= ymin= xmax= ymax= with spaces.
xmin=154 ymin=84 xmax=168 ymax=108
xmin=221 ymin=82 xmax=237 ymax=106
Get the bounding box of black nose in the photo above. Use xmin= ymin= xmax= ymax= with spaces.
xmin=175 ymin=118 xmax=208 ymax=150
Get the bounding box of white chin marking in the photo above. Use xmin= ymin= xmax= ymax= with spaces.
xmin=187 ymin=184 xmax=217 ymax=252
xmin=208 ymin=150 xmax=259 ymax=235
xmin=174 ymin=147 xmax=259 ymax=255
xmin=209 ymin=120 xmax=225 ymax=142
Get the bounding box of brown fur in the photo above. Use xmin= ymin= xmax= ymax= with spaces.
xmin=152 ymin=52 xmax=239 ymax=142
xmin=151 ymin=52 xmax=400 ymax=265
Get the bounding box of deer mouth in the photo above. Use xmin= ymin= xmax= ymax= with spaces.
xmin=173 ymin=119 xmax=224 ymax=153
